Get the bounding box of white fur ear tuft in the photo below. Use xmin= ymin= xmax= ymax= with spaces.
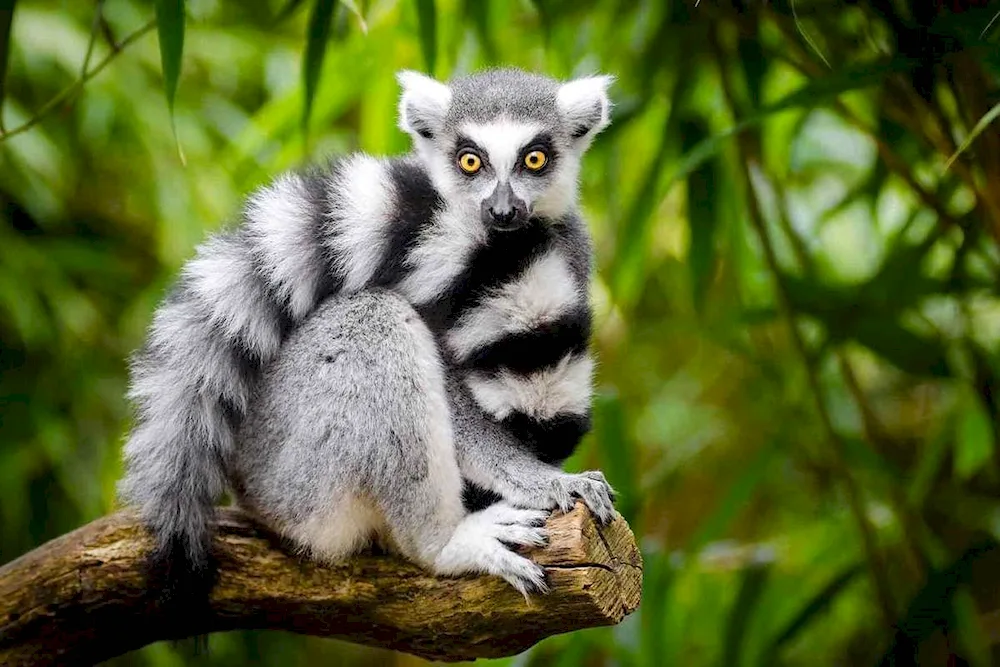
xmin=556 ymin=74 xmax=615 ymax=141
xmin=396 ymin=70 xmax=452 ymax=140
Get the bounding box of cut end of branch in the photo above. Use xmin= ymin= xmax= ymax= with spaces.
xmin=0 ymin=502 xmax=642 ymax=665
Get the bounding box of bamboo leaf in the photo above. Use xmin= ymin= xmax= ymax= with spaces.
xmin=302 ymin=0 xmax=337 ymax=132
xmin=154 ymin=0 xmax=184 ymax=114
xmin=593 ymin=392 xmax=638 ymax=522
xmin=0 ymin=0 xmax=14 ymax=133
xmin=414 ymin=0 xmax=437 ymax=75
xmin=943 ymin=101 xmax=1000 ymax=172
xmin=682 ymin=117 xmax=721 ymax=313
xmin=759 ymin=563 xmax=863 ymax=664
xmin=154 ymin=0 xmax=185 ymax=161
xmin=722 ymin=564 xmax=770 ymax=667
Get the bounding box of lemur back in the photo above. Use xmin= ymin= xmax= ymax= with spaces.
xmin=119 ymin=68 xmax=616 ymax=602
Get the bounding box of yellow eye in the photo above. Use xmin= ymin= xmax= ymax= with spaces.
xmin=524 ymin=150 xmax=547 ymax=171
xmin=458 ymin=152 xmax=482 ymax=174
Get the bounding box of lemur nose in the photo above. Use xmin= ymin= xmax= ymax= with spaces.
xmin=489 ymin=208 xmax=516 ymax=226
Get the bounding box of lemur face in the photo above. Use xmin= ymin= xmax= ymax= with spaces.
xmin=397 ymin=68 xmax=613 ymax=228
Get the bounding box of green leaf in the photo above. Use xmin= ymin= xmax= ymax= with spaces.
xmin=302 ymin=0 xmax=337 ymax=131
xmin=954 ymin=386 xmax=995 ymax=480
xmin=414 ymin=0 xmax=437 ymax=75
xmin=0 ymin=0 xmax=14 ymax=133
xmin=682 ymin=117 xmax=721 ymax=313
xmin=154 ymin=0 xmax=185 ymax=161
xmin=722 ymin=564 xmax=770 ymax=667
xmin=944 ymin=100 xmax=1000 ymax=172
xmin=759 ymin=563 xmax=863 ymax=664
xmin=154 ymin=0 xmax=185 ymax=113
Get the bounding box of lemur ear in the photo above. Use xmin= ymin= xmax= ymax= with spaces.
xmin=557 ymin=74 xmax=614 ymax=142
xmin=397 ymin=70 xmax=452 ymax=140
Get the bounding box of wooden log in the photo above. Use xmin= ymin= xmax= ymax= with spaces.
xmin=0 ymin=502 xmax=641 ymax=665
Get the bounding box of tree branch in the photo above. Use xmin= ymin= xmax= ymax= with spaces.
xmin=0 ymin=502 xmax=642 ymax=665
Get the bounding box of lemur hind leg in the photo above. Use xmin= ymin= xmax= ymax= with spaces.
xmin=232 ymin=290 xmax=549 ymax=595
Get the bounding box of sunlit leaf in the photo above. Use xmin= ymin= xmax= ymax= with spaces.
xmin=302 ymin=0 xmax=337 ymax=131
xmin=414 ymin=0 xmax=437 ymax=74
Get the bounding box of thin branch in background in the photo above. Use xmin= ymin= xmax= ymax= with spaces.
xmin=80 ymin=0 xmax=106 ymax=79
xmin=742 ymin=145 xmax=899 ymax=630
xmin=709 ymin=24 xmax=898 ymax=630
xmin=836 ymin=351 xmax=928 ymax=581
xmin=0 ymin=19 xmax=155 ymax=144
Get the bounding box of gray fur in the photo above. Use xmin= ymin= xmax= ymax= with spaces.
xmin=119 ymin=67 xmax=615 ymax=597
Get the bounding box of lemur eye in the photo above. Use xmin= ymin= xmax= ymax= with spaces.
xmin=458 ymin=152 xmax=482 ymax=174
xmin=524 ymin=150 xmax=547 ymax=171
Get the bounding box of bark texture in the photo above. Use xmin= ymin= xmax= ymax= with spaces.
xmin=0 ymin=502 xmax=641 ymax=665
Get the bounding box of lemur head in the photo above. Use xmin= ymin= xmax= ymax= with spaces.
xmin=397 ymin=68 xmax=613 ymax=230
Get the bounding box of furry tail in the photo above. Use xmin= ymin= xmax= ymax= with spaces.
xmin=118 ymin=227 xmax=293 ymax=612
xmin=118 ymin=166 xmax=357 ymax=609
xmin=119 ymin=387 xmax=232 ymax=612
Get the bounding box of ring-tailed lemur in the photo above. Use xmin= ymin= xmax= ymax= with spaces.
xmin=120 ymin=68 xmax=616 ymax=599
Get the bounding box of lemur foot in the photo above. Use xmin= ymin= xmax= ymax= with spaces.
xmin=435 ymin=503 xmax=550 ymax=598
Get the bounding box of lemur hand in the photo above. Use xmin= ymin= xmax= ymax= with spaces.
xmin=501 ymin=470 xmax=617 ymax=525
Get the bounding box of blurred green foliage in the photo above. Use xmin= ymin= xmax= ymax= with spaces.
xmin=3 ymin=0 xmax=1000 ymax=664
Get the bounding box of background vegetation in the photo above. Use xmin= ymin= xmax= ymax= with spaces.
xmin=2 ymin=0 xmax=1000 ymax=664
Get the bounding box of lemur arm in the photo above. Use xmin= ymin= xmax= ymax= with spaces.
xmin=447 ymin=377 xmax=616 ymax=524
